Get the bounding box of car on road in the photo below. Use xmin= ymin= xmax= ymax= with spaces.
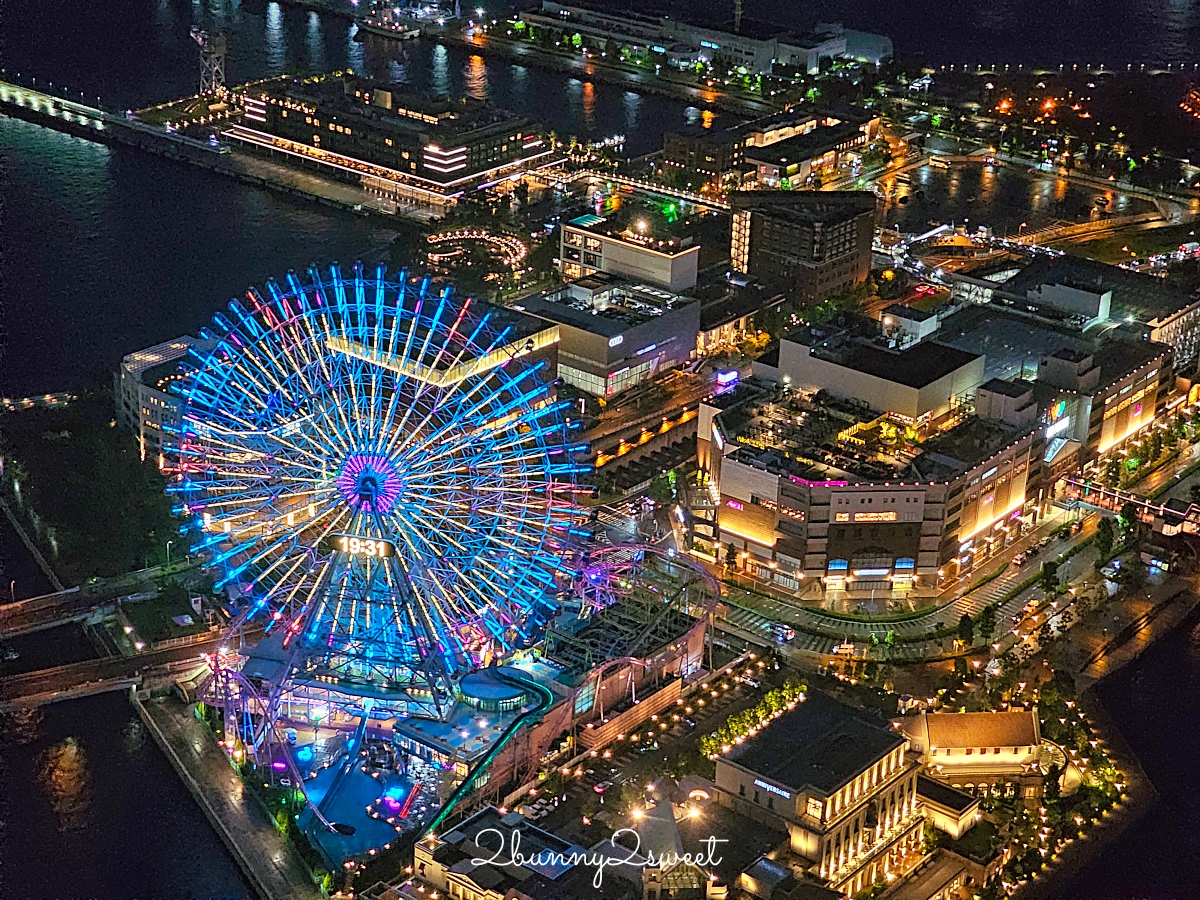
xmin=593 ymin=781 xmax=614 ymax=794
xmin=770 ymin=622 xmax=796 ymax=643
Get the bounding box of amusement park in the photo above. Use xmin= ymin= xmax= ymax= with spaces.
xmin=165 ymin=262 xmax=719 ymax=889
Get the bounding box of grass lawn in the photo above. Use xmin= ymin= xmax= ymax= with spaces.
xmin=1055 ymin=223 xmax=1198 ymax=264
xmin=122 ymin=591 xmax=209 ymax=644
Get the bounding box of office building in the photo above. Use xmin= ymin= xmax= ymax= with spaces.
xmin=559 ymin=212 xmax=700 ymax=292
xmin=515 ymin=273 xmax=700 ymax=397
xmin=229 ymin=74 xmax=554 ymax=208
xmin=731 ymin=192 xmax=875 ymax=302
xmin=713 ymin=691 xmax=923 ymax=895
xmin=662 ymin=106 xmax=880 ymax=185
xmin=743 ymin=123 xmax=869 ymax=187
xmin=115 ymin=335 xmax=214 ymax=465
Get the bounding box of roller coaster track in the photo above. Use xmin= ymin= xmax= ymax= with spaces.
xmin=422 ymin=668 xmax=556 ymax=838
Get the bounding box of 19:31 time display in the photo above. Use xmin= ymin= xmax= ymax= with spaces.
xmin=321 ymin=534 xmax=396 ymax=558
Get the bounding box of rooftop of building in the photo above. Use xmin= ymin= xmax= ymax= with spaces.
xmin=741 ymin=122 xmax=866 ymax=166
xmin=978 ymin=377 xmax=1034 ymax=399
xmin=882 ymin=303 xmax=936 ymax=323
xmin=1003 ymin=254 xmax=1199 ymax=324
xmin=696 ymin=278 xmax=785 ymax=331
xmin=915 ymin=416 xmax=1034 ymax=477
xmin=121 ymin=336 xmax=209 ymax=382
xmin=1093 ymin=337 xmax=1172 ymax=385
xmin=730 ymin=189 xmax=877 ymax=223
xmin=564 ymin=204 xmax=698 ymax=252
xmin=791 ymin=327 xmax=982 ymax=390
xmin=724 ymin=690 xmax=903 ymax=796
xmin=916 ymin=775 xmax=977 ymax=814
xmin=418 ymin=807 xmax=616 ymax=899
xmin=715 ymin=380 xmax=1030 ymax=485
xmin=936 ymin=303 xmax=1090 ymax=382
xmin=255 ymin=74 xmax=531 ymax=139
xmin=515 ymin=277 xmax=696 ymax=338
xmin=900 ymin=709 xmax=1040 ymax=750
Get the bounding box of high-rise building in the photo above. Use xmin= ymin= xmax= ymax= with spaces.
xmin=730 ymin=191 xmax=875 ymax=302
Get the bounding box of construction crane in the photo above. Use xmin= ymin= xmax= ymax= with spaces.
xmin=190 ymin=26 xmax=227 ymax=95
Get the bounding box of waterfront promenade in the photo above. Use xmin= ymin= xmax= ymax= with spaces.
xmin=136 ymin=695 xmax=324 ymax=900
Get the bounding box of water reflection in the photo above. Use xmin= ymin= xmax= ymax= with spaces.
xmin=430 ymin=43 xmax=451 ymax=95
xmin=621 ymin=91 xmax=641 ymax=133
xmin=511 ymin=65 xmax=528 ymax=100
xmin=305 ymin=11 xmax=327 ymax=73
xmin=264 ymin=1 xmax=286 ymax=73
xmin=38 ymin=737 xmax=92 ymax=832
xmin=684 ymin=105 xmax=701 ymax=126
xmin=121 ymin=719 xmax=146 ymax=754
xmin=346 ymin=24 xmax=365 ymax=73
xmin=581 ymin=81 xmax=595 ymax=133
xmin=464 ymin=54 xmax=489 ymax=100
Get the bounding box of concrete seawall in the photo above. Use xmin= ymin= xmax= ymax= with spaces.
xmin=134 ymin=693 xmax=324 ymax=900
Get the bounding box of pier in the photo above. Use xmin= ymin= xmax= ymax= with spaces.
xmin=0 ymin=80 xmax=431 ymax=222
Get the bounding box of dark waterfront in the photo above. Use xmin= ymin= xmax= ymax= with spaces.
xmin=0 ymin=692 xmax=254 ymax=900
xmin=1062 ymin=606 xmax=1200 ymax=899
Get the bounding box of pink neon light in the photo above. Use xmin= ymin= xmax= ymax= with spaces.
xmin=788 ymin=475 xmax=849 ymax=488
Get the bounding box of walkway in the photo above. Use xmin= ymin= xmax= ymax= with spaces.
xmin=137 ymin=695 xmax=324 ymax=900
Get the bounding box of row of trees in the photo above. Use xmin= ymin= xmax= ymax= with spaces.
xmin=697 ymin=675 xmax=807 ymax=757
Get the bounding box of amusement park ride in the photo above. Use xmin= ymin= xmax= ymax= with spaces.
xmin=168 ymin=263 xmax=717 ymax=869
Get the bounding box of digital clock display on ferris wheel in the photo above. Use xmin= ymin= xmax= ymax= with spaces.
xmin=322 ymin=534 xmax=396 ymax=558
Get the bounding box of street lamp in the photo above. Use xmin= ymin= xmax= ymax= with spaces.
xmin=166 ymin=539 xmax=174 ymax=568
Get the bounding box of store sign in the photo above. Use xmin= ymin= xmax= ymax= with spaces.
xmin=853 ymin=511 xmax=898 ymax=523
xmin=754 ymin=779 xmax=791 ymax=799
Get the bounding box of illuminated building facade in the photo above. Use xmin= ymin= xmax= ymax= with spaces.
xmin=713 ymin=691 xmax=923 ymax=895
xmin=698 ymin=380 xmax=1041 ymax=591
xmin=559 ymin=213 xmax=701 ymax=292
xmin=115 ymin=335 xmax=214 ymax=465
xmin=515 ymin=273 xmax=700 ymax=397
xmin=730 ymin=192 xmax=875 ymax=303
xmin=1035 ymin=341 xmax=1174 ymax=466
xmin=228 ymin=75 xmax=553 ymax=207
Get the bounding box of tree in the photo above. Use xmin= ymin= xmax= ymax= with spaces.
xmin=1119 ymin=501 xmax=1140 ymax=535
xmin=957 ymin=613 xmax=975 ymax=646
xmin=648 ymin=473 xmax=674 ymax=505
xmin=1037 ymin=621 xmax=1054 ymax=646
xmin=1044 ymin=763 xmax=1063 ymax=801
xmin=977 ymin=605 xmax=997 ymax=642
xmin=1094 ymin=516 xmax=1115 ymax=559
xmin=1040 ymin=560 xmax=1060 ymax=594
xmin=724 ymin=543 xmax=737 ymax=567
xmin=1115 ymin=555 xmax=1148 ymax=590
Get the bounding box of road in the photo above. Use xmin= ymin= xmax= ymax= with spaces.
xmin=0 ymin=631 xmax=224 ymax=709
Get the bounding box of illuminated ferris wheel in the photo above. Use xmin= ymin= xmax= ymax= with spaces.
xmin=171 ymin=263 xmax=587 ymax=717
